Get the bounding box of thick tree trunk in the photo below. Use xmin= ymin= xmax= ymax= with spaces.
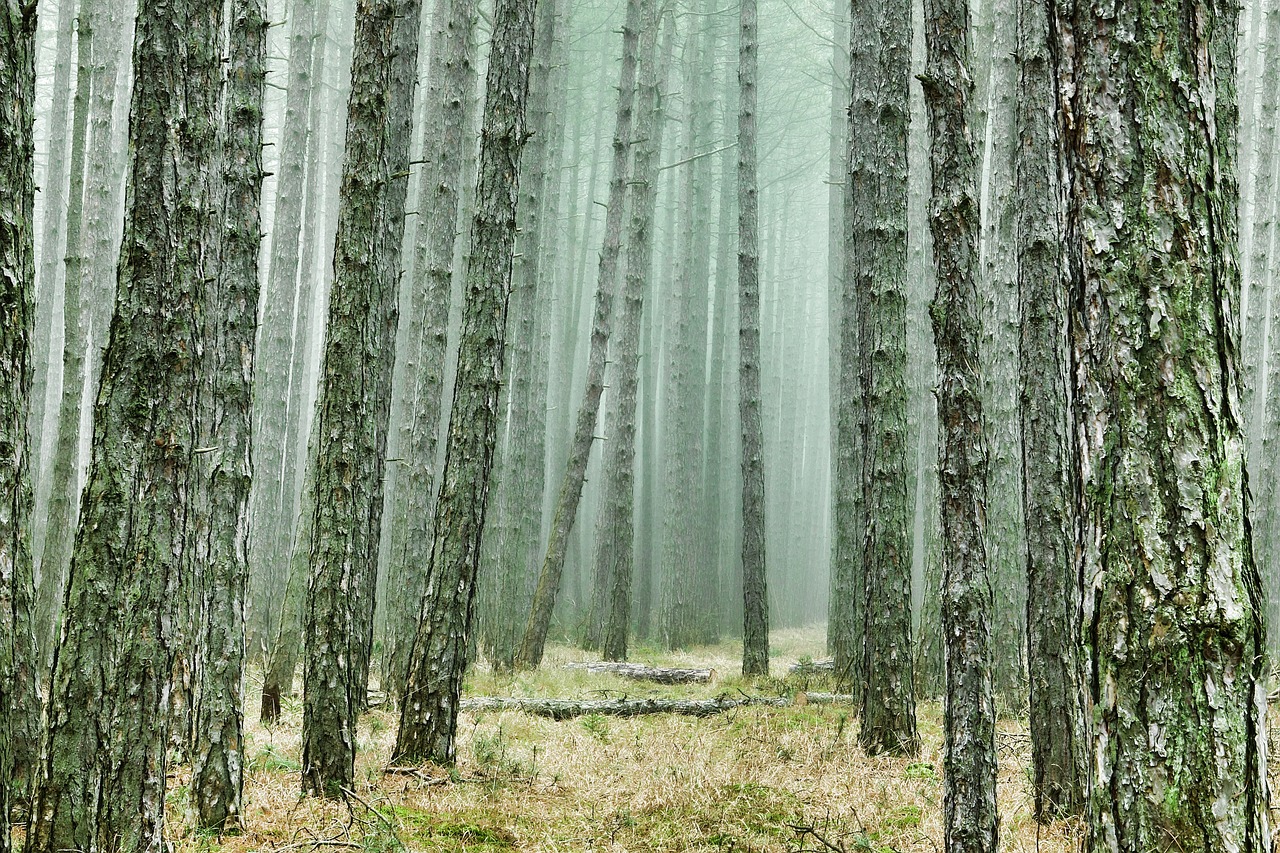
xmin=301 ymin=0 xmax=422 ymax=797
xmin=1058 ymin=0 xmax=1269 ymax=848
xmin=392 ymin=0 xmax=538 ymax=764
xmin=189 ymin=0 xmax=265 ymax=830
xmin=515 ymin=0 xmax=642 ymax=670
xmin=850 ymin=0 xmax=918 ymax=757
xmin=738 ymin=0 xmax=769 ymax=677
xmin=1014 ymin=0 xmax=1087 ymax=820
xmin=27 ymin=0 xmax=224 ymax=847
xmin=0 ymin=2 xmax=39 ymax=838
xmin=920 ymin=0 xmax=998 ymax=849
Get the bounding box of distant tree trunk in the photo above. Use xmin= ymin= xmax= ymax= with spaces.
xmin=1014 ymin=0 xmax=1087 ymax=820
xmin=27 ymin=0 xmax=225 ymax=846
xmin=1 ymin=1 xmax=39 ymax=835
xmin=597 ymin=0 xmax=665 ymax=664
xmin=738 ymin=0 xmax=768 ymax=677
xmin=301 ymin=0 xmax=422 ymax=797
xmin=1058 ymin=0 xmax=1269 ymax=848
xmin=852 ymin=0 xmax=917 ymax=757
xmin=189 ymin=0 xmax=265 ymax=829
xmin=920 ymin=0 xmax=997 ymax=849
xmin=392 ymin=0 xmax=539 ymax=763
xmin=381 ymin=0 xmax=478 ymax=700
xmin=515 ymin=0 xmax=642 ymax=670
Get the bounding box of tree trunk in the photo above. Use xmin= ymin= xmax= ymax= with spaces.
xmin=27 ymin=0 xmax=224 ymax=846
xmin=1058 ymin=0 xmax=1269 ymax=847
xmin=1014 ymin=0 xmax=1087 ymax=820
xmin=738 ymin=0 xmax=769 ymax=677
xmin=0 ymin=1 xmax=39 ymax=837
xmin=851 ymin=0 xmax=918 ymax=757
xmin=920 ymin=0 xmax=997 ymax=849
xmin=301 ymin=0 xmax=422 ymax=797
xmin=392 ymin=0 xmax=539 ymax=764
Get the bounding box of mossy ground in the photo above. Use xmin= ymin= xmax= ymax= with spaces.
xmin=155 ymin=625 xmax=1093 ymax=852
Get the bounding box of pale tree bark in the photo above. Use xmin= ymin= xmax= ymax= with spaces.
xmin=920 ymin=0 xmax=997 ymax=849
xmin=0 ymin=1 xmax=39 ymax=835
xmin=301 ymin=0 xmax=422 ymax=797
xmin=392 ymin=0 xmax=539 ymax=762
xmin=27 ymin=0 xmax=224 ymax=846
xmin=515 ymin=0 xmax=642 ymax=670
xmin=1014 ymin=0 xmax=1087 ymax=819
xmin=852 ymin=0 xmax=917 ymax=757
xmin=189 ymin=0 xmax=265 ymax=829
xmin=1058 ymin=0 xmax=1269 ymax=847
xmin=738 ymin=0 xmax=768 ymax=677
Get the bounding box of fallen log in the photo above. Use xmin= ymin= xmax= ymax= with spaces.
xmin=787 ymin=658 xmax=835 ymax=676
xmin=563 ymin=662 xmax=714 ymax=684
xmin=458 ymin=692 xmax=856 ymax=720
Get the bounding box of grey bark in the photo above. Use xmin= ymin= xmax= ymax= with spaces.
xmin=920 ymin=0 xmax=998 ymax=849
xmin=27 ymin=0 xmax=225 ymax=846
xmin=738 ymin=0 xmax=768 ymax=677
xmin=457 ymin=694 xmax=856 ymax=718
xmin=1014 ymin=0 xmax=1087 ymax=819
xmin=392 ymin=0 xmax=538 ymax=763
xmin=1057 ymin=0 xmax=1270 ymax=847
xmin=301 ymin=0 xmax=422 ymax=797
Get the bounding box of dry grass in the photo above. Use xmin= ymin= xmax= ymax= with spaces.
xmin=168 ymin=625 xmax=1087 ymax=853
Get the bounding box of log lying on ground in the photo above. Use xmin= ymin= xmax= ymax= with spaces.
xmin=787 ymin=658 xmax=834 ymax=676
xmin=563 ymin=662 xmax=714 ymax=684
xmin=458 ymin=692 xmax=856 ymax=720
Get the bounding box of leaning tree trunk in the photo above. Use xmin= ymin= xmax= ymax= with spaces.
xmin=920 ymin=0 xmax=998 ymax=849
xmin=738 ymin=0 xmax=769 ymax=678
xmin=852 ymin=0 xmax=917 ymax=757
xmin=514 ymin=0 xmax=643 ymax=670
xmin=301 ymin=0 xmax=422 ymax=798
xmin=1 ymin=1 xmax=39 ymax=839
xmin=392 ymin=0 xmax=539 ymax=764
xmin=189 ymin=0 xmax=265 ymax=830
xmin=1058 ymin=0 xmax=1269 ymax=848
xmin=1014 ymin=0 xmax=1087 ymax=820
xmin=26 ymin=0 xmax=224 ymax=847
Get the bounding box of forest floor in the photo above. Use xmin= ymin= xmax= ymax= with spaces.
xmin=153 ymin=625 xmax=1112 ymax=853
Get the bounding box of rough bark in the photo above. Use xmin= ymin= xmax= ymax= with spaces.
xmin=189 ymin=0 xmax=265 ymax=829
xmin=301 ymin=0 xmax=422 ymax=797
xmin=920 ymin=0 xmax=998 ymax=848
xmin=0 ymin=1 xmax=38 ymax=836
xmin=563 ymin=662 xmax=712 ymax=683
xmin=514 ymin=0 xmax=643 ymax=670
xmin=392 ymin=0 xmax=538 ymax=764
xmin=457 ymin=693 xmax=857 ymax=718
xmin=738 ymin=0 xmax=769 ymax=677
xmin=851 ymin=0 xmax=918 ymax=757
xmin=26 ymin=0 xmax=224 ymax=846
xmin=1014 ymin=0 xmax=1087 ymax=820
xmin=1057 ymin=0 xmax=1270 ymax=847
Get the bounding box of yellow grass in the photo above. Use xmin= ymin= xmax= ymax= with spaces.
xmin=167 ymin=626 xmax=1088 ymax=853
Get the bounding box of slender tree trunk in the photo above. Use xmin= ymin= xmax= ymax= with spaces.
xmin=393 ymin=0 xmax=539 ymax=762
xmin=738 ymin=0 xmax=768 ymax=677
xmin=27 ymin=0 xmax=224 ymax=846
xmin=515 ymin=0 xmax=642 ymax=669
xmin=1058 ymin=0 xmax=1269 ymax=847
xmin=0 ymin=1 xmax=39 ymax=837
xmin=920 ymin=0 xmax=997 ymax=848
xmin=301 ymin=0 xmax=422 ymax=797
xmin=1014 ymin=0 xmax=1087 ymax=820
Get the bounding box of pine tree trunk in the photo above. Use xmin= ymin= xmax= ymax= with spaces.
xmin=738 ymin=0 xmax=768 ymax=677
xmin=1058 ymin=0 xmax=1269 ymax=847
xmin=27 ymin=0 xmax=224 ymax=846
xmin=0 ymin=1 xmax=39 ymax=837
xmin=301 ymin=0 xmax=422 ymax=797
xmin=1014 ymin=0 xmax=1087 ymax=819
xmin=852 ymin=0 xmax=918 ymax=757
xmin=189 ymin=0 xmax=265 ymax=829
xmin=392 ymin=0 xmax=539 ymax=763
xmin=920 ymin=0 xmax=997 ymax=848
